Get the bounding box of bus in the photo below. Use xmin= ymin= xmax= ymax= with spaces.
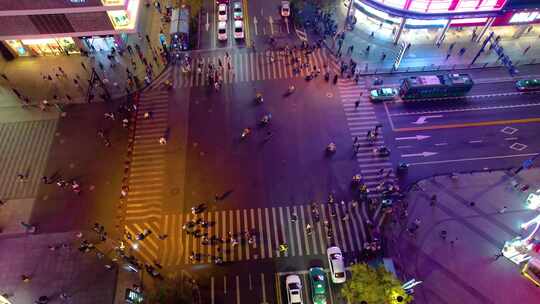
xmin=399 ymin=73 xmax=474 ymax=100
xmin=170 ymin=6 xmax=190 ymax=51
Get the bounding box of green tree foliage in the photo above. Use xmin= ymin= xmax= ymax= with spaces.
xmin=340 ymin=264 xmax=413 ymax=304
xmin=144 ymin=285 xmax=193 ymax=304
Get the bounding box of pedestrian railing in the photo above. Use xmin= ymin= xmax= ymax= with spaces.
xmin=358 ymin=59 xmax=540 ymax=76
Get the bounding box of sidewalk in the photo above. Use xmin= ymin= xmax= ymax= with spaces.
xmin=318 ymin=3 xmax=540 ymax=74
xmin=386 ymin=168 xmax=540 ymax=303
xmin=0 ymin=231 xmax=118 ymax=304
xmin=0 ymin=2 xmax=167 ymax=112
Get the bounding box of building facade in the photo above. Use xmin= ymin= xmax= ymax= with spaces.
xmin=351 ymin=0 xmax=540 ymax=43
xmin=0 ymin=0 xmax=141 ymax=59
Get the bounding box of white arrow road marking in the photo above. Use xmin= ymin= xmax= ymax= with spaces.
xmin=395 ymin=135 xmax=431 ymax=141
xmin=402 ymin=152 xmax=438 ymax=158
xmin=412 ymin=115 xmax=443 ymax=125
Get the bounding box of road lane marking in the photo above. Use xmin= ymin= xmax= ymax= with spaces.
xmin=389 ymin=102 xmax=540 ymax=117
xmin=412 ymin=115 xmax=444 ymax=124
xmin=262 ymin=207 xmax=270 ymax=258
xmin=224 ymin=275 xmax=227 ymax=294
xmin=211 ymin=276 xmax=215 ymax=304
xmin=249 ymin=273 xmax=252 ymax=290
xmin=397 ymin=145 xmax=413 ymax=149
xmin=383 ymin=101 xmax=396 ymax=131
xmin=509 ymin=143 xmax=528 ymax=151
xmin=505 ymin=137 xmax=519 ymax=141
xmin=394 ymin=117 xmax=540 ymax=132
xmin=434 ymin=143 xmax=448 ymax=146
xmin=261 ymin=273 xmax=268 ymax=304
xmin=408 ymin=152 xmax=538 ymax=166
xmin=236 ymin=275 xmax=240 ymax=304
xmin=469 ymin=140 xmax=483 ymax=143
xmin=402 ymin=152 xmax=438 ymax=157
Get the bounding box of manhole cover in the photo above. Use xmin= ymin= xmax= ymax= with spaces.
xmin=509 ymin=142 xmax=528 ymax=151
xmin=501 ymin=126 xmax=518 ymax=135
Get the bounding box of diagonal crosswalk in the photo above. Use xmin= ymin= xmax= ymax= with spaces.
xmin=337 ymin=78 xmax=396 ymax=195
xmin=122 ymin=89 xmax=169 ymax=264
xmin=0 ymin=119 xmax=58 ymax=199
xmin=157 ymin=202 xmax=370 ymax=266
xmin=147 ymin=48 xmax=339 ymax=90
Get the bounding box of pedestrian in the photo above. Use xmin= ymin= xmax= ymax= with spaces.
xmin=439 ymin=230 xmax=447 ymax=240
xmin=1 ymin=73 xmax=8 ymax=81
xmin=81 ymin=62 xmax=87 ymax=71
xmin=354 ymin=136 xmax=359 ymax=143
xmin=445 ymin=53 xmax=451 ymax=60
xmin=21 ymin=274 xmax=31 ymax=282
xmin=291 ymin=213 xmax=297 ymax=223
xmin=333 ymin=74 xmax=338 ymax=84
xmin=0 ymin=199 xmax=4 ymax=206
xmin=499 ymin=206 xmax=507 ymax=213
xmin=430 ymin=194 xmax=437 ymax=206
xmin=523 ymin=45 xmax=531 ymax=55
xmin=494 ymin=251 xmax=504 ymax=260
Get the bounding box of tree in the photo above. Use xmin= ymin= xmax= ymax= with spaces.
xmin=340 ymin=263 xmax=413 ymax=304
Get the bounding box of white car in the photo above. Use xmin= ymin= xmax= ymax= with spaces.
xmin=281 ymin=1 xmax=290 ymax=17
xmin=285 ymin=274 xmax=304 ymax=304
xmin=218 ymin=3 xmax=228 ymax=22
xmin=217 ymin=21 xmax=227 ymax=41
xmin=233 ymin=20 xmax=244 ymax=39
xmin=327 ymin=246 xmax=346 ymax=284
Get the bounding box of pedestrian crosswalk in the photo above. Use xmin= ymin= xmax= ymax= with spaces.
xmin=337 ymin=78 xmax=396 ymax=195
xmin=122 ymin=89 xmax=169 ymax=264
xmin=148 ymin=48 xmax=338 ymax=90
xmin=158 ymin=202 xmax=370 ymax=266
xmin=0 ymin=119 xmax=58 ymax=199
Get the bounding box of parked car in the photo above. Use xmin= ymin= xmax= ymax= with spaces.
xmin=234 ymin=20 xmax=244 ymax=39
xmin=327 ymin=246 xmax=346 ymax=284
xmin=232 ymin=1 xmax=243 ymax=20
xmin=285 ymin=274 xmax=304 ymax=304
xmin=309 ymin=267 xmax=327 ymax=304
xmin=281 ymin=1 xmax=291 ymax=17
xmin=217 ymin=21 xmax=227 ymax=41
xmin=218 ymin=3 xmax=228 ymax=22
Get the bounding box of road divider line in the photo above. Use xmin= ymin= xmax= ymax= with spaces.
xmin=394 ymin=117 xmax=540 ymax=132
xmin=408 ymin=152 xmax=538 ymax=166
xmin=434 ymin=143 xmax=448 ymax=146
xmin=505 ymin=137 xmax=519 ymax=141
xmin=469 ymin=140 xmax=483 ymax=143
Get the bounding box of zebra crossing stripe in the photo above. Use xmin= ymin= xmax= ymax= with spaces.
xmin=261 ymin=208 xmax=269 ymax=259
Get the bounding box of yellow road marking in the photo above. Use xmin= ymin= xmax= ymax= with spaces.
xmin=242 ymin=0 xmax=251 ymax=47
xmin=394 ymin=117 xmax=540 ymax=132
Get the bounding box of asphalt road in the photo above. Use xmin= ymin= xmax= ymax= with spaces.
xmin=368 ymin=70 xmax=540 ymax=187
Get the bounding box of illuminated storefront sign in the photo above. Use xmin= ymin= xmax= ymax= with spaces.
xmin=107 ymin=0 xmax=140 ymax=30
xmin=101 ymin=0 xmax=127 ymax=5
xmin=509 ymin=11 xmax=540 ymax=23
xmin=6 ymin=37 xmax=79 ymax=56
xmin=364 ymin=0 xmax=507 ymax=13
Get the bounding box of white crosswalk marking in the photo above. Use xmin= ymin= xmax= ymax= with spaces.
xmin=336 ymin=78 xmax=396 ymax=195
xmin=158 ymin=203 xmax=370 ymax=266
xmin=151 ymin=48 xmax=334 ymax=89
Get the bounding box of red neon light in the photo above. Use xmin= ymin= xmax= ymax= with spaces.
xmin=448 ymin=0 xmax=460 ymax=11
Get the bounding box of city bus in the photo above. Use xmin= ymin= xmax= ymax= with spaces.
xmin=399 ymin=73 xmax=474 ymax=100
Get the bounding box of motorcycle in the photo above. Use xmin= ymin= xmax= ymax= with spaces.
xmin=255 ymin=93 xmax=264 ymax=104
xmin=287 ymin=85 xmax=295 ymax=94
xmin=240 ymin=128 xmax=251 ymax=139
xmin=326 ymin=142 xmax=337 ymax=154
xmin=259 ymin=114 xmax=272 ymax=126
